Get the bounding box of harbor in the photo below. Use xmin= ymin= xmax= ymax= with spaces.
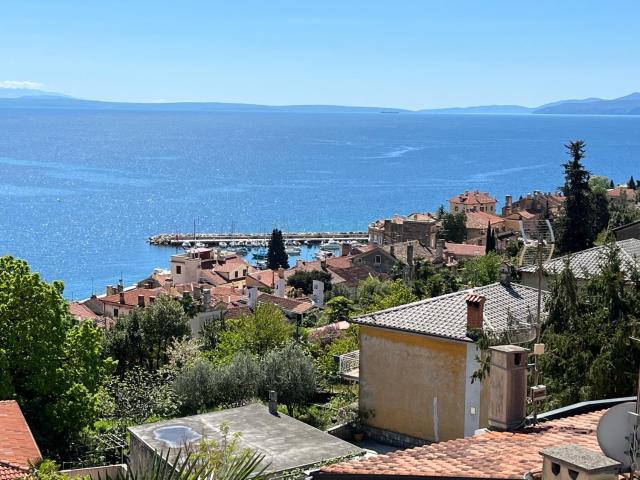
xmin=148 ymin=231 xmax=369 ymax=247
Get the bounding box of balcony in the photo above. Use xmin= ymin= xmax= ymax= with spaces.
xmin=339 ymin=350 xmax=359 ymax=382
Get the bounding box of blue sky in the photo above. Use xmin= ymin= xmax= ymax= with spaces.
xmin=2 ymin=1 xmax=639 ymax=109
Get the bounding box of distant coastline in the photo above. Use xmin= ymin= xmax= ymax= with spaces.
xmin=2 ymin=88 xmax=640 ymax=115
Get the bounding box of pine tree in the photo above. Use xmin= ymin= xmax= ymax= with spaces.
xmin=267 ymin=228 xmax=289 ymax=270
xmin=555 ymin=140 xmax=594 ymax=254
xmin=609 ymin=179 xmax=615 ymax=189
xmin=628 ymin=176 xmax=637 ymax=190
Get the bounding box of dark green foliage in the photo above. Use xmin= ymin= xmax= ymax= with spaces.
xmin=0 ymin=256 xmax=113 ymax=454
xmin=266 ymin=229 xmax=289 ymax=270
xmin=104 ymin=366 xmax=180 ymax=424
xmin=628 ymin=176 xmax=636 ymax=189
xmin=460 ymin=252 xmax=502 ymax=287
xmin=609 ymin=179 xmax=615 ymax=189
xmin=286 ymin=270 xmax=332 ymax=294
xmin=589 ymin=189 xmax=610 ymax=237
xmin=103 ymin=295 xmax=190 ymax=374
xmin=609 ymin=197 xmax=640 ymax=229
xmin=540 ymin=242 xmax=640 ymax=408
xmin=485 ymin=222 xmax=496 ymax=253
xmin=439 ymin=211 xmax=467 ymax=243
xmin=324 ymin=296 xmax=355 ymax=323
xmin=261 ymin=343 xmax=316 ymax=416
xmin=555 ymin=140 xmax=596 ymax=254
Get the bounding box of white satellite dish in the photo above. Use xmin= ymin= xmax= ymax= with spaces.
xmin=597 ymin=401 xmax=637 ymax=471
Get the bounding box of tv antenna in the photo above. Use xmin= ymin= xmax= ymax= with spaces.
xmin=518 ymin=217 xmax=555 ymax=423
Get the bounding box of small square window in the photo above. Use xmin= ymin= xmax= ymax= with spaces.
xmin=375 ymin=255 xmax=381 ymax=264
xmin=113 ymin=308 xmax=119 ymax=318
xmin=176 ymin=265 xmax=182 ymax=275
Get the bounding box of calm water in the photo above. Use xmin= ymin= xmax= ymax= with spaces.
xmin=0 ymin=109 xmax=639 ymax=298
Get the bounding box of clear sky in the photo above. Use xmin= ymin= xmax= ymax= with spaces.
xmin=2 ymin=1 xmax=639 ymax=109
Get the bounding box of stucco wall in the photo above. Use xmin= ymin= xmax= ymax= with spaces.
xmin=359 ymin=325 xmax=467 ymax=442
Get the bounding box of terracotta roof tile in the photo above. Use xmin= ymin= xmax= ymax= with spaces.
xmin=449 ymin=191 xmax=497 ymax=206
xmin=0 ymin=401 xmax=41 ymax=475
xmin=257 ymin=292 xmax=314 ymax=314
xmin=444 ymin=242 xmax=485 ymax=258
xmin=465 ymin=210 xmax=505 ymax=230
xmin=101 ymin=287 xmax=164 ymax=306
xmin=320 ymin=410 xmax=604 ymax=479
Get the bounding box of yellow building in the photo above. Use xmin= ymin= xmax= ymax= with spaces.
xmin=353 ymin=278 xmax=540 ymax=444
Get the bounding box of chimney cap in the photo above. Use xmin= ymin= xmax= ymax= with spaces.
xmin=465 ymin=293 xmax=486 ymax=304
xmin=540 ymin=444 xmax=620 ymax=474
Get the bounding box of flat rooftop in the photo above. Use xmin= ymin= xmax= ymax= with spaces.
xmin=128 ymin=403 xmax=362 ymax=475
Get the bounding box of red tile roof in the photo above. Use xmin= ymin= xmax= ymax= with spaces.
xmin=69 ymin=301 xmax=100 ymax=321
xmin=444 ymin=242 xmax=486 ymax=258
xmin=200 ymin=269 xmax=229 ymax=286
xmin=319 ymin=410 xmax=604 ymax=479
xmin=101 ymin=287 xmax=164 ymax=306
xmin=465 ymin=210 xmax=505 ymax=230
xmin=449 ymin=191 xmax=497 ymax=206
xmin=0 ymin=401 xmax=41 ymax=478
xmin=257 ymin=292 xmax=314 ymax=314
xmin=247 ymin=269 xmax=277 ymax=288
xmin=607 ymin=187 xmax=636 ymax=199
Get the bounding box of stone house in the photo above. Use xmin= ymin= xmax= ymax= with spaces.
xmin=449 ymin=191 xmax=497 ymax=214
xmin=368 ymin=212 xmax=439 ymax=246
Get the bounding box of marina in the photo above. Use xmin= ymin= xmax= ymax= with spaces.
xmin=148 ymin=231 xmax=369 ymax=247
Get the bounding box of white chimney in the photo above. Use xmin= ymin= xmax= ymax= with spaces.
xmin=312 ymin=279 xmax=325 ymax=308
xmin=247 ymin=287 xmax=258 ymax=308
xmin=275 ymin=269 xmax=286 ymax=298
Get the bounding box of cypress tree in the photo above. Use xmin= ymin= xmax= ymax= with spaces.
xmin=609 ymin=179 xmax=615 ymax=189
xmin=485 ymin=222 xmax=496 ymax=253
xmin=267 ymin=228 xmax=289 ymax=270
xmin=555 ymin=140 xmax=594 ymax=254
xmin=628 ymin=176 xmax=636 ymax=190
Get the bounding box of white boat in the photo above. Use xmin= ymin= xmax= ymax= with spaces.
xmin=219 ymin=241 xmax=228 ymax=248
xmin=256 ymin=259 xmax=268 ymax=269
xmin=315 ymin=250 xmax=334 ymax=260
xmin=320 ymin=239 xmax=340 ymax=249
xmin=181 ymin=241 xmax=192 ymax=249
xmin=285 ymin=246 xmax=301 ymax=255
xmin=195 ymin=242 xmax=206 ymax=248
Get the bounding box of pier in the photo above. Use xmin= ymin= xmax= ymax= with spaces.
xmin=148 ymin=231 xmax=369 ymax=246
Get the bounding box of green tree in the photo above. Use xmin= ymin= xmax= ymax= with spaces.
xmin=215 ymin=304 xmax=293 ymax=359
xmin=324 ymin=296 xmax=355 ymax=323
xmin=286 ymin=270 xmax=332 ymax=295
xmin=628 ymin=176 xmax=636 ymax=190
xmin=461 ymin=252 xmax=502 ymax=287
xmin=589 ymin=189 xmax=610 ymax=238
xmin=555 ymin=140 xmax=595 ymax=254
xmin=267 ymin=229 xmax=289 ymax=270
xmin=588 ymin=175 xmax=611 ymax=193
xmin=0 ymin=256 xmax=113 ymax=453
xmin=261 ymin=343 xmax=316 ymax=416
xmin=485 ymin=223 xmax=496 ymax=253
xmin=540 ymin=242 xmax=640 ymax=408
xmin=609 ymin=198 xmax=640 ymax=229
xmin=370 ymin=280 xmax=418 ymax=312
xmin=103 ymin=295 xmax=190 ymax=374
xmin=609 ymin=179 xmax=615 ymax=189
xmin=440 ymin=211 xmax=467 ymax=243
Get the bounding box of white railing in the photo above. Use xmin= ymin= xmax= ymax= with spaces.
xmin=339 ymin=350 xmax=359 ymax=375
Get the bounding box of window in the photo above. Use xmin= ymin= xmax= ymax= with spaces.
xmin=454 ymin=206 xmax=459 ymax=212
xmin=176 ymin=265 xmax=182 ymax=275
xmin=113 ymin=308 xmax=119 ymax=318
xmin=375 ymin=255 xmax=381 ymax=264
xmin=551 ymin=463 xmax=560 ymax=476
xmin=235 ymin=271 xmax=239 ymax=278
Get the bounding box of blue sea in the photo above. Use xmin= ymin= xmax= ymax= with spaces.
xmin=0 ymin=109 xmax=639 ymax=299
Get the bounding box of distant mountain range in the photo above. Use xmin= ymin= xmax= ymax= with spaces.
xmin=2 ymin=87 xmax=640 ymax=115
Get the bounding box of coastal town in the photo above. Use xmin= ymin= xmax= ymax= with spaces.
xmin=3 ymin=144 xmax=640 ymax=479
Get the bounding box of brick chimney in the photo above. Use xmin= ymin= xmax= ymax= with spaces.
xmin=137 ymin=294 xmax=145 ymax=307
xmin=504 ymin=195 xmax=513 ymax=215
xmin=488 ymin=345 xmax=528 ymax=431
xmin=119 ymin=291 xmax=126 ymax=305
xmin=465 ymin=293 xmax=485 ymax=330
xmin=540 ymin=445 xmax=620 ymax=480
xmin=340 ymin=243 xmax=351 ymax=257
